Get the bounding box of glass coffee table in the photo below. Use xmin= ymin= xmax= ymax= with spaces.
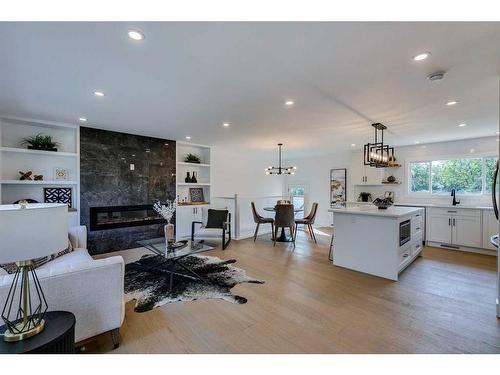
xmin=136 ymin=238 xmax=215 ymax=292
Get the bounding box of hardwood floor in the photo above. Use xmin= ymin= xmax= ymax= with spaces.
xmin=85 ymin=228 xmax=500 ymax=354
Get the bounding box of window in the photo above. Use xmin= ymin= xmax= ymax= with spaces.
xmin=409 ymin=156 xmax=498 ymax=195
xmin=410 ymin=162 xmax=430 ymax=193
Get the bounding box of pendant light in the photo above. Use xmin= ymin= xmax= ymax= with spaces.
xmin=363 ymin=123 xmax=395 ymax=168
xmin=265 ymin=143 xmax=297 ymax=175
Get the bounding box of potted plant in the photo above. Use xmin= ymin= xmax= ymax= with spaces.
xmin=184 ymin=153 xmax=201 ymax=164
xmin=21 ymin=133 xmax=60 ymax=152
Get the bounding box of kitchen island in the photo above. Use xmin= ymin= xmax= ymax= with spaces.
xmin=329 ymin=206 xmax=424 ymax=281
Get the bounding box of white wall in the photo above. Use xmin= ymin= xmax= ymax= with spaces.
xmin=351 ymin=136 xmax=499 ymax=207
xmin=284 ymin=153 xmax=351 ymax=227
xmin=284 ymin=136 xmax=499 ymax=227
xmin=211 ymin=146 xmax=284 ymax=198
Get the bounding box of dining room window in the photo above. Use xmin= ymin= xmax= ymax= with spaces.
xmin=288 ymin=184 xmax=306 ymax=218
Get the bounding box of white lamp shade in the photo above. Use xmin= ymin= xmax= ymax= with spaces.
xmin=0 ymin=203 xmax=68 ymax=263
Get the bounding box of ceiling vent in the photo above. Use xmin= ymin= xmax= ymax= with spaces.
xmin=428 ymin=71 xmax=446 ymax=82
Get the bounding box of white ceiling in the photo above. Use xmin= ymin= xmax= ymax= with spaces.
xmin=0 ymin=22 xmax=499 ymax=158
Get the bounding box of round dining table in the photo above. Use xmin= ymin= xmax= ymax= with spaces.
xmin=263 ymin=206 xmax=304 ymax=242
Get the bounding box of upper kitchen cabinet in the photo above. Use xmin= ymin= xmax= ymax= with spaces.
xmin=351 ymin=152 xmax=382 ymax=185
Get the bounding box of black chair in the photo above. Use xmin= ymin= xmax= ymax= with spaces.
xmin=294 ymin=202 xmax=318 ymax=243
xmin=251 ymin=202 xmax=275 ymax=241
xmin=274 ymin=204 xmax=295 ymax=247
xmin=191 ymin=208 xmax=231 ymax=250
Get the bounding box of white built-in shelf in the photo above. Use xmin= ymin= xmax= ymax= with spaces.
xmin=0 ymin=147 xmax=78 ymax=157
xmin=177 ymin=182 xmax=211 ymax=186
xmin=176 ymin=162 xmax=211 ymax=167
xmin=177 ymin=203 xmax=211 ymax=208
xmin=354 ymin=183 xmax=402 ymax=186
xmin=0 ymin=180 xmax=78 ymax=185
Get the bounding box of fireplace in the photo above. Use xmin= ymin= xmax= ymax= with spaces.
xmin=89 ymin=205 xmax=165 ymax=231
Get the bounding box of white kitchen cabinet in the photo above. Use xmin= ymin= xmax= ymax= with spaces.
xmin=176 ymin=205 xmax=204 ymax=240
xmin=482 ymin=210 xmax=498 ymax=251
xmin=426 ymin=207 xmax=483 ymax=249
xmin=350 ymin=152 xmax=382 ymax=185
xmin=452 ymin=215 xmax=482 ymax=248
xmin=427 ymin=213 xmax=453 ymax=243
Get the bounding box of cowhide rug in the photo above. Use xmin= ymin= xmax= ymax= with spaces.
xmin=124 ymin=254 xmax=264 ymax=312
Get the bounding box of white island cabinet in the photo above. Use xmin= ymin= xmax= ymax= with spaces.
xmin=329 ymin=206 xmax=424 ymax=281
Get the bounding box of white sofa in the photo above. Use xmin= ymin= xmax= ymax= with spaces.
xmin=0 ymin=225 xmax=125 ymax=348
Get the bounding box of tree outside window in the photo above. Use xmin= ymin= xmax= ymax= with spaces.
xmin=409 ymin=156 xmax=498 ymax=194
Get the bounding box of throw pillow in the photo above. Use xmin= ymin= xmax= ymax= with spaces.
xmin=205 ymin=209 xmax=228 ymax=229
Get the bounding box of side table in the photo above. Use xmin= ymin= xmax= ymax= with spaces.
xmin=0 ymin=311 xmax=75 ymax=354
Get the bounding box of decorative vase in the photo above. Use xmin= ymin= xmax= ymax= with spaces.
xmin=185 ymin=172 xmax=192 ymax=183
xmin=164 ymin=223 xmax=175 ymax=244
xmin=191 ymin=171 xmax=197 ymax=183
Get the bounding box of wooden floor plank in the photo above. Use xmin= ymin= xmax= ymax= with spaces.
xmin=84 ymin=228 xmax=500 ymax=354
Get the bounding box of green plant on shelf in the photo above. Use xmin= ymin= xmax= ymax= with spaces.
xmin=184 ymin=153 xmax=201 ymax=163
xmin=20 ymin=133 xmax=60 ymax=151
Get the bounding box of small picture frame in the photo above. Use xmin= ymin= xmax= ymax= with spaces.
xmin=384 ymin=191 xmax=395 ymax=202
xmin=54 ymin=167 xmax=69 ymax=181
xmin=189 ymin=187 xmax=205 ymax=203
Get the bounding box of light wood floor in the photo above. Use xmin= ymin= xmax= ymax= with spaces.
xmin=85 ymin=228 xmax=500 ymax=354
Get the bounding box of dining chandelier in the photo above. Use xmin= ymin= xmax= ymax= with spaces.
xmin=265 ymin=143 xmax=297 ymax=175
xmin=363 ymin=123 xmax=395 ymax=168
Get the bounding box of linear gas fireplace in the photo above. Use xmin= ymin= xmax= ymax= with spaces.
xmin=89 ymin=205 xmax=165 ymax=231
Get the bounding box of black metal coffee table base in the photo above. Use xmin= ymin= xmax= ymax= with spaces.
xmin=136 ymin=254 xmax=208 ymax=292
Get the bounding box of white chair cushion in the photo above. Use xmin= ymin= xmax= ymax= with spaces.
xmin=194 ymin=227 xmax=229 ymax=238
xmin=0 ymin=267 xmax=6 ymax=276
xmin=38 ymin=248 xmax=93 ymax=270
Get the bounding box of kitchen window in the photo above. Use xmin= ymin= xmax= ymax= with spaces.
xmin=409 ymin=156 xmax=498 ymax=195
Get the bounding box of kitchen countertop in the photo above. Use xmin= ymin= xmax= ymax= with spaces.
xmin=346 ymin=201 xmax=493 ymax=210
xmin=328 ymin=205 xmax=423 ymax=218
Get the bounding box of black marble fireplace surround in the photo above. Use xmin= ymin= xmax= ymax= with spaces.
xmin=80 ymin=127 xmax=176 ymax=255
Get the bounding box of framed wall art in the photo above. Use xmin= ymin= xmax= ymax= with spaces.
xmin=189 ymin=187 xmax=205 ymax=203
xmin=44 ymin=187 xmax=72 ymax=208
xmin=330 ymin=168 xmax=347 ymax=208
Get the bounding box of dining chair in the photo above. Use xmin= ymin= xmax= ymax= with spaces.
xmin=294 ymin=202 xmax=319 ymax=243
xmin=251 ymin=202 xmax=275 ymax=241
xmin=274 ymin=204 xmax=295 ymax=247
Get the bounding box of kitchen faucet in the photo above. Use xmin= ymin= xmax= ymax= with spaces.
xmin=451 ymin=189 xmax=460 ymax=206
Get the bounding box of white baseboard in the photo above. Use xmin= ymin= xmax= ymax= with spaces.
xmin=426 ymin=241 xmax=497 ymax=256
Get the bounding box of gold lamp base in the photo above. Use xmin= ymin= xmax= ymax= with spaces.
xmin=3 ymin=319 xmax=45 ymax=342
xmin=1 ymin=260 xmax=48 ymax=342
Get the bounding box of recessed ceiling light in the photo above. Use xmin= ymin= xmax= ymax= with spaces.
xmin=446 ymin=101 xmax=458 ymax=106
xmin=414 ymin=141 xmax=420 ymax=144
xmin=285 ymin=100 xmax=294 ymax=106
xmin=94 ymin=91 xmax=105 ymax=97
xmin=413 ymin=52 xmax=430 ymax=61
xmin=185 ymin=136 xmax=191 ymax=140
xmin=79 ymin=117 xmax=87 ymax=122
xmin=351 ymin=144 xmax=356 ymax=147
xmin=458 ymin=123 xmax=467 ymax=127
xmin=223 ymin=123 xmax=230 ymax=127
xmin=470 ymin=148 xmax=475 ymax=153
xmin=128 ymin=29 xmax=145 ymax=41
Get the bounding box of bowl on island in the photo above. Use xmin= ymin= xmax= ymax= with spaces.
xmin=372 ymin=197 xmax=394 ymax=210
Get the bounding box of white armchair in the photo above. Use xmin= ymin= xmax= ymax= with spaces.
xmin=0 ymin=225 xmax=125 ymax=348
xmin=191 ymin=208 xmax=232 ymax=250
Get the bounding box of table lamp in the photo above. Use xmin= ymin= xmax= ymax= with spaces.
xmin=0 ymin=203 xmax=68 ymax=342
